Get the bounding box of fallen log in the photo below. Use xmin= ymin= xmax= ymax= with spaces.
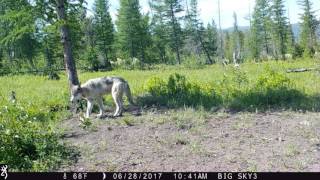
xmin=286 ymin=68 xmax=317 ymax=73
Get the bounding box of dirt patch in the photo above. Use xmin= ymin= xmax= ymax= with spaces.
xmin=59 ymin=110 xmax=320 ymax=172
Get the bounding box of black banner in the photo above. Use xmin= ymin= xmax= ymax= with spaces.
xmin=2 ymin=172 xmax=320 ymax=180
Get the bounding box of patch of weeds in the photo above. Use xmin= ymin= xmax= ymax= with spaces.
xmin=189 ymin=141 xmax=203 ymax=154
xmin=104 ymin=161 xmax=119 ymax=171
xmin=79 ymin=116 xmax=93 ymax=129
xmin=173 ymin=115 xmax=193 ymax=130
xmin=246 ymin=161 xmax=258 ymax=172
xmin=285 ymin=144 xmax=300 ymax=157
xmin=122 ymin=117 xmax=135 ymax=126
xmin=232 ymin=114 xmax=254 ymax=130
xmin=175 ymin=134 xmax=189 ymax=145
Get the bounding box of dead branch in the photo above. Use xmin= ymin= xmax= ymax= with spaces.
xmin=286 ymin=68 xmax=317 ymax=73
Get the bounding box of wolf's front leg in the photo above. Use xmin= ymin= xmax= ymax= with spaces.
xmin=85 ymin=99 xmax=94 ymax=118
xmin=97 ymin=98 xmax=106 ymax=118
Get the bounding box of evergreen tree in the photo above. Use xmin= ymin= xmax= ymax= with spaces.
xmin=162 ymin=0 xmax=184 ymax=64
xmin=93 ymin=0 xmax=114 ymax=68
xmin=149 ymin=0 xmax=169 ymax=63
xmin=271 ymin=0 xmax=288 ymax=60
xmin=82 ymin=17 xmax=99 ymax=70
xmin=116 ymin=0 xmax=151 ymax=63
xmin=286 ymin=23 xmax=296 ymax=57
xmin=185 ymin=0 xmax=213 ymax=64
xmin=0 ymin=0 xmax=39 ymax=70
xmin=184 ymin=0 xmax=199 ymax=55
xmin=251 ymin=0 xmax=272 ymax=59
xmin=298 ymin=0 xmax=318 ymax=57
xmin=205 ymin=21 xmax=219 ymax=60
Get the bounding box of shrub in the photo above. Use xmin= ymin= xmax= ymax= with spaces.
xmin=142 ymin=73 xmax=222 ymax=109
xmin=0 ymin=103 xmax=73 ymax=171
xmin=229 ymin=68 xmax=306 ymax=110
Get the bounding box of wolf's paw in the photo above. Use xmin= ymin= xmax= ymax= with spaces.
xmin=112 ymin=114 xmax=123 ymax=118
xmin=96 ymin=113 xmax=107 ymax=119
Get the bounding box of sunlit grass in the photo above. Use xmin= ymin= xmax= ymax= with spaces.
xmin=1 ymin=58 xmax=319 ymax=108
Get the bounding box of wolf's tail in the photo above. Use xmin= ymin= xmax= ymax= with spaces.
xmin=124 ymin=82 xmax=135 ymax=105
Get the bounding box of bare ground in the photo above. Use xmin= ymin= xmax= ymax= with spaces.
xmin=59 ymin=108 xmax=320 ymax=172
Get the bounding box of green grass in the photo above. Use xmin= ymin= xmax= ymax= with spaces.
xmin=0 ymin=58 xmax=320 ymax=171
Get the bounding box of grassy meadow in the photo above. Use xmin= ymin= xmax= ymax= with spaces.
xmin=1 ymin=58 xmax=320 ymax=171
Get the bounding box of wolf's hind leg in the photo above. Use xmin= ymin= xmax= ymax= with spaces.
xmin=112 ymin=85 xmax=124 ymax=117
xmin=112 ymin=93 xmax=121 ymax=117
xmin=117 ymin=95 xmax=124 ymax=116
xmin=97 ymin=97 xmax=106 ymax=117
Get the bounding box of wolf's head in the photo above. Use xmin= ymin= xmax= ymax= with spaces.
xmin=70 ymin=84 xmax=82 ymax=103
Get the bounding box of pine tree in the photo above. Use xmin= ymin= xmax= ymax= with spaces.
xmin=82 ymin=17 xmax=100 ymax=70
xmin=93 ymin=0 xmax=114 ymax=68
xmin=286 ymin=23 xmax=296 ymax=57
xmin=149 ymin=0 xmax=169 ymax=63
xmin=271 ymin=0 xmax=288 ymax=60
xmin=251 ymin=0 xmax=272 ymax=59
xmin=0 ymin=0 xmax=39 ymax=70
xmin=55 ymin=0 xmax=81 ymax=86
xmin=203 ymin=21 xmax=219 ymax=63
xmin=298 ymin=0 xmax=318 ymax=57
xmin=162 ymin=0 xmax=184 ymax=64
xmin=184 ymin=0 xmax=200 ymax=56
xmin=184 ymin=0 xmax=213 ymax=64
xmin=116 ymin=0 xmax=151 ymax=63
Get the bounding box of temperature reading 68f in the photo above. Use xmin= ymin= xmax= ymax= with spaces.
xmin=73 ymin=172 xmax=88 ymax=180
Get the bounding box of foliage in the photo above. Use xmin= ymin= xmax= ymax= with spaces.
xmin=0 ymin=59 xmax=320 ymax=171
xmin=116 ymin=0 xmax=151 ymax=63
xmin=93 ymin=0 xmax=115 ymax=68
xmin=271 ymin=0 xmax=288 ymax=60
xmin=142 ymin=62 xmax=317 ymax=112
xmin=251 ymin=0 xmax=273 ymax=59
xmin=0 ymin=102 xmax=73 ymax=171
xmin=229 ymin=67 xmax=306 ymax=110
xmin=143 ymin=73 xmax=222 ymax=108
xmin=298 ymin=0 xmax=319 ymax=58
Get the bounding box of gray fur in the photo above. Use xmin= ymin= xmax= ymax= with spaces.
xmin=70 ymin=76 xmax=134 ymax=118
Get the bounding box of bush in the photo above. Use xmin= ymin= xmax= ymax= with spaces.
xmin=142 ymin=73 xmax=222 ymax=109
xmin=229 ymin=68 xmax=306 ymax=110
xmin=142 ymin=69 xmax=309 ymax=111
xmin=0 ymin=103 xmax=73 ymax=171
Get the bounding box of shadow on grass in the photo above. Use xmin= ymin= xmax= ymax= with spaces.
xmin=53 ymin=144 xmax=81 ymax=171
xmin=138 ymin=72 xmax=320 ymax=113
xmin=137 ymin=88 xmax=320 ymax=112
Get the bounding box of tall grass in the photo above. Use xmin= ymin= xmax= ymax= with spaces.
xmin=0 ymin=58 xmax=319 ymax=171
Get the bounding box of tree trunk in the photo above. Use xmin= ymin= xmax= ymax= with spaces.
xmin=55 ymin=0 xmax=79 ymax=86
xmin=0 ymin=48 xmax=3 ymax=69
xmin=169 ymin=3 xmax=181 ymax=64
xmin=27 ymin=57 xmax=36 ymax=70
xmin=197 ymin=31 xmax=213 ymax=64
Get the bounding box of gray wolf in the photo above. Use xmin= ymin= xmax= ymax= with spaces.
xmin=70 ymin=76 xmax=134 ymax=118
